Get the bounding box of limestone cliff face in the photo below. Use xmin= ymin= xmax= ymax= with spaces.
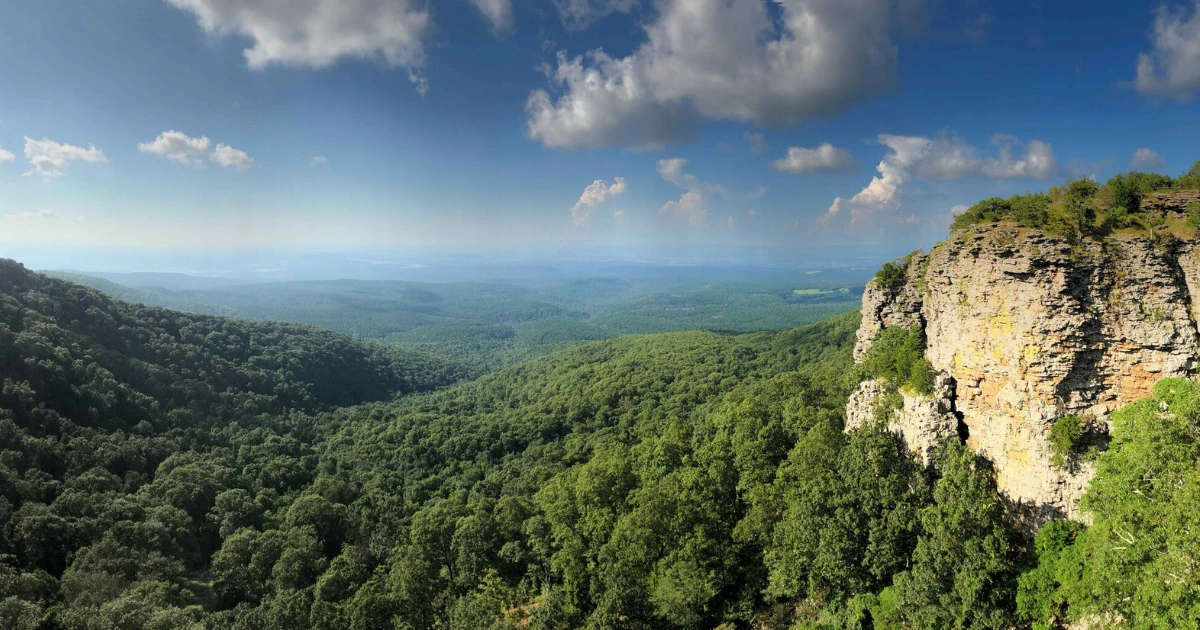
xmin=850 ymin=224 xmax=1200 ymax=521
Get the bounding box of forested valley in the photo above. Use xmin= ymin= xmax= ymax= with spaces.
xmin=44 ymin=269 xmax=866 ymax=376
xmin=2 ymin=256 xmax=1197 ymax=629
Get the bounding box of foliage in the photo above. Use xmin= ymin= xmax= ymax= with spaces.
xmin=48 ymin=272 xmax=868 ymax=377
xmin=1016 ymin=377 xmax=1200 ymax=628
xmin=1047 ymin=415 xmax=1085 ymax=469
xmin=860 ymin=326 xmax=934 ymax=396
xmin=873 ymin=262 xmax=907 ymax=298
xmin=1178 ymin=160 xmax=1200 ymax=190
xmin=889 ymin=440 xmax=1020 ymax=629
xmin=1188 ymin=201 xmax=1200 ymax=228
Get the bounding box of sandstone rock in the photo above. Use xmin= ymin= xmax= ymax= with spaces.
xmin=845 ymin=374 xmax=959 ymax=465
xmin=851 ymin=226 xmax=1200 ymax=522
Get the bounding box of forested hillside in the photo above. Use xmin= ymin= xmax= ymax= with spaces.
xmin=46 ymin=272 xmax=864 ymax=374
xmin=2 ymin=258 xmax=1196 ymax=628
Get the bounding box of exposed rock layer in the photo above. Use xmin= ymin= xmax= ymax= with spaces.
xmin=850 ymin=219 xmax=1200 ymax=521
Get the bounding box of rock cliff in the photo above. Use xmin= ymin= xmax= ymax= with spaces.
xmin=850 ymin=218 xmax=1200 ymax=522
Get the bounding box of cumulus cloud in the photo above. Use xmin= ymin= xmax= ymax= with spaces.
xmin=747 ymin=209 xmax=760 ymax=217
xmin=311 ymin=155 xmax=329 ymax=166
xmin=743 ymin=131 xmax=767 ymax=154
xmin=527 ymin=0 xmax=897 ymax=149
xmin=570 ymin=177 xmax=627 ymax=225
xmin=137 ymin=130 xmax=212 ymax=165
xmin=980 ymin=136 xmax=1058 ymax=179
xmin=656 ymin=158 xmax=711 ymax=225
xmin=469 ymin=0 xmax=514 ymax=33
xmin=1130 ymin=147 xmax=1167 ymax=170
xmin=0 ymin=148 xmax=14 ymax=163
xmin=656 ymin=158 xmax=700 ymax=189
xmin=211 ymin=143 xmax=253 ymax=169
xmin=552 ymin=0 xmax=637 ymax=31
xmin=659 ymin=189 xmax=707 ymax=225
xmin=23 ymin=137 xmax=107 ymax=180
xmin=613 ymin=209 xmax=626 ymax=223
xmin=166 ymin=0 xmax=432 ymax=94
xmin=1135 ymin=1 xmax=1200 ymax=99
xmin=771 ymin=143 xmax=854 ymax=174
xmin=913 ymin=131 xmax=980 ymax=180
xmin=821 ymin=132 xmax=1057 ymax=225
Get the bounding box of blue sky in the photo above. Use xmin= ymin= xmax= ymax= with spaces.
xmin=1 ymin=0 xmax=1199 ymax=265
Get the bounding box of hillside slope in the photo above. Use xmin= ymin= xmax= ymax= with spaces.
xmin=1 ymin=259 xmax=468 ymax=434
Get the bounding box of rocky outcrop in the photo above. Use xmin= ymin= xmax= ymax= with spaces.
xmin=849 ymin=224 xmax=1200 ymax=522
xmin=854 ymin=251 xmax=927 ymax=363
xmin=1140 ymin=190 xmax=1200 ymax=213
xmin=845 ymin=374 xmax=959 ymax=465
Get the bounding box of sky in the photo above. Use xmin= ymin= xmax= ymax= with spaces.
xmin=1 ymin=0 xmax=1200 ymax=267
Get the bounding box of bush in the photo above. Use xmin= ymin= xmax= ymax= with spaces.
xmin=1009 ymin=193 xmax=1051 ymax=228
xmin=1178 ymin=160 xmax=1200 ymax=189
xmin=1105 ymin=171 xmax=1175 ymax=213
xmin=950 ymin=197 xmax=1012 ymax=231
xmin=1188 ymin=201 xmax=1200 ymax=228
xmin=861 ymin=327 xmax=935 ymax=397
xmin=1048 ymin=415 xmax=1085 ymax=469
xmin=874 ymin=259 xmax=909 ymax=297
xmin=908 ymin=358 xmax=936 ymax=397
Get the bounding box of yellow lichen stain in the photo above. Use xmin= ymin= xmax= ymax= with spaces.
xmin=1023 ymin=344 xmax=1040 ymax=363
xmin=989 ymin=309 xmax=1015 ymax=335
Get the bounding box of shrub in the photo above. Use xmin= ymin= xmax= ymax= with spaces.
xmin=1105 ymin=171 xmax=1175 ymax=213
xmin=1188 ymin=201 xmax=1200 ymax=228
xmin=1009 ymin=193 xmax=1051 ymax=228
xmin=874 ymin=259 xmax=909 ymax=297
xmin=1177 ymin=160 xmax=1200 ymax=190
xmin=861 ymin=327 xmax=936 ymax=397
xmin=1048 ymin=415 xmax=1085 ymax=469
xmin=950 ymin=197 xmax=1012 ymax=231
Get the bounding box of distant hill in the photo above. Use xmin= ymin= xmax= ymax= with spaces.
xmin=2 ymin=259 xmax=468 ymax=436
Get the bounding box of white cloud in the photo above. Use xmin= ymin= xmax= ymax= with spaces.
xmin=570 ymin=177 xmax=627 ymax=225
xmin=1135 ymin=1 xmax=1200 ymax=99
xmin=1130 ymin=147 xmax=1167 ymax=170
xmin=23 ymin=137 xmax=107 ymax=180
xmin=211 ymin=143 xmax=254 ymax=169
xmin=166 ymin=0 xmax=433 ymax=94
xmin=839 ymin=134 xmax=930 ymax=211
xmin=657 ymin=158 xmax=700 ymax=189
xmin=137 ymin=130 xmax=212 ymax=165
xmin=747 ymin=209 xmax=759 ymax=217
xmin=743 ymin=131 xmax=767 ymax=154
xmin=659 ymin=189 xmax=707 ymax=225
xmin=613 ymin=209 xmax=626 ymax=223
xmin=526 ymin=0 xmax=896 ymax=149
xmin=469 ymin=0 xmax=514 ymax=33
xmin=656 ymin=158 xmax=711 ymax=225
xmin=913 ymin=131 xmax=980 ymax=180
xmin=771 ymin=143 xmax=854 ymax=174
xmin=822 ymin=132 xmax=1058 ymax=226
xmin=980 ymin=136 xmax=1058 ymax=179
xmin=552 ymin=0 xmax=637 ymax=30
xmin=311 ymin=155 xmax=329 ymax=166
xmin=950 ymin=204 xmax=970 ymax=216
xmin=0 ymin=148 xmax=14 ymax=163
xmin=2 ymin=209 xmax=60 ymax=221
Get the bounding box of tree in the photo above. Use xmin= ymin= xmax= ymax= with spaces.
xmin=893 ymin=441 xmax=1018 ymax=629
